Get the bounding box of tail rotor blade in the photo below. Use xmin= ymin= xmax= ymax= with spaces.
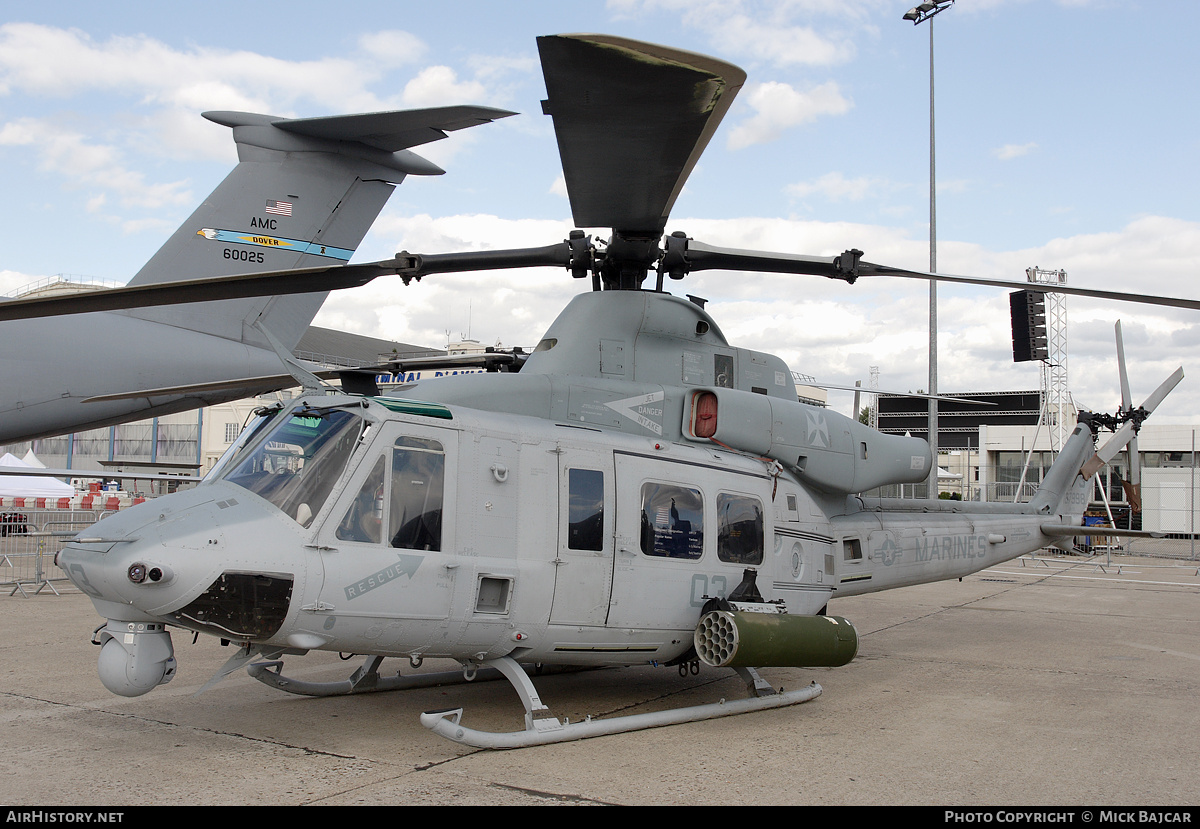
xmin=1116 ymin=321 xmax=1133 ymax=414
xmin=1115 ymin=321 xmax=1141 ymax=496
xmin=1141 ymin=366 xmax=1184 ymax=414
xmin=1080 ymin=367 xmax=1185 ymax=480
xmin=1082 ymin=422 xmax=1136 ymax=480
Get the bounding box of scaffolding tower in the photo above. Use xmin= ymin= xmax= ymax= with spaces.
xmin=1026 ymin=267 xmax=1072 ymax=450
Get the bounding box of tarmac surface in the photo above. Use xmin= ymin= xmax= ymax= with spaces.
xmin=3 ymin=552 xmax=1198 ymax=807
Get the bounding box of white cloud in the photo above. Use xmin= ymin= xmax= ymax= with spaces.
xmin=401 ymin=66 xmax=489 ymax=108
xmin=0 ymin=117 xmax=192 ymax=209
xmin=994 ymin=142 xmax=1038 ymax=160
xmin=607 ymin=0 xmax=870 ymax=67
xmin=0 ymin=22 xmax=523 ymax=238
xmin=710 ymin=14 xmax=856 ymax=66
xmin=726 ymin=80 xmax=852 ymax=149
xmin=357 ymin=30 xmax=428 ymax=67
xmin=787 ymin=171 xmax=880 ymax=202
xmin=0 ymin=269 xmax=44 ymax=297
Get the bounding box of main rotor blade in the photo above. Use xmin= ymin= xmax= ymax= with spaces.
xmin=815 ymin=382 xmax=997 ymax=406
xmin=680 ymin=240 xmax=861 ymax=280
xmin=0 ymin=259 xmax=404 ymax=322
xmin=856 ymin=263 xmax=1200 ymax=312
xmin=0 ymin=245 xmax=573 ymax=322
xmin=667 ymin=240 xmax=1200 ymax=312
xmin=537 ymin=34 xmax=745 ymax=233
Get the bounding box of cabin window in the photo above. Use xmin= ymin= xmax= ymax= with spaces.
xmin=223 ymin=408 xmax=364 ymax=527
xmin=843 ymin=538 xmax=863 ymax=562
xmin=639 ymin=483 xmax=703 ymax=559
xmin=390 ymin=436 xmax=445 ymax=551
xmin=336 ymin=455 xmax=386 ymax=544
xmin=716 ymin=493 xmax=764 ymax=565
xmin=567 ymin=468 xmax=605 ymax=551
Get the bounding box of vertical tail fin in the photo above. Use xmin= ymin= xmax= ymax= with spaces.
xmin=124 ymin=106 xmax=514 ymax=350
xmin=1028 ymin=420 xmax=1096 ymax=517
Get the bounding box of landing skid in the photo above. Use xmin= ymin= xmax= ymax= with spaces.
xmin=420 ymin=656 xmax=822 ymax=749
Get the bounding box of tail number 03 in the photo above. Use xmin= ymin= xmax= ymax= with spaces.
xmin=690 ymin=574 xmax=728 ymax=607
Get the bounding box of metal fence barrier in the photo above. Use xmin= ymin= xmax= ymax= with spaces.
xmin=0 ymin=509 xmax=112 ymax=597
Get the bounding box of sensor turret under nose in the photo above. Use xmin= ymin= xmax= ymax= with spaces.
xmin=95 ymin=620 xmax=177 ymax=697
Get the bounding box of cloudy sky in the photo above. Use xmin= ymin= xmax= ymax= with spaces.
xmin=2 ymin=0 xmax=1198 ymax=424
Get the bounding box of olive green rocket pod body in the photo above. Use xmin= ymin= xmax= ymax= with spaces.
xmin=694 ymin=611 xmax=859 ymax=668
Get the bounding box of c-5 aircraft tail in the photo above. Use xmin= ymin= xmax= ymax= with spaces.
xmin=125 ymin=106 xmax=515 ymax=350
xmin=0 ymin=105 xmax=513 ymax=445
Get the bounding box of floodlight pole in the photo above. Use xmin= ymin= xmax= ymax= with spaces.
xmin=904 ymin=0 xmax=954 ymax=498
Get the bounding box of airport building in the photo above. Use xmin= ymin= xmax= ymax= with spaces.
xmin=874 ymin=391 xmax=1200 ymax=536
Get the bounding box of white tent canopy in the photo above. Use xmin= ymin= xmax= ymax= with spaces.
xmin=0 ymin=453 xmax=74 ymax=497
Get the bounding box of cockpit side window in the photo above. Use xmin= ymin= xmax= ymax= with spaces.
xmin=336 ymin=455 xmax=386 ymax=544
xmin=390 ymin=436 xmax=444 ymax=551
xmin=223 ymin=409 xmax=365 ymax=527
xmin=567 ymin=468 xmax=604 ymax=551
xmin=206 ymin=405 xmax=281 ymax=480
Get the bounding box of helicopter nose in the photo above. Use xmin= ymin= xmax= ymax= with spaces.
xmin=56 ymin=487 xmax=288 ymax=696
xmin=58 ymin=484 xmax=307 ymax=696
xmin=57 ymin=491 xmax=228 ymax=618
xmin=55 ymin=495 xmax=220 ymax=696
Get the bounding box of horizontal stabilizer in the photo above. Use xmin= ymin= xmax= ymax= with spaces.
xmin=81 ymin=372 xmax=338 ymax=404
xmin=203 ymin=106 xmax=515 ymax=151
xmin=1040 ymin=523 xmax=1165 ymax=539
xmin=270 ymin=105 xmax=517 ymax=152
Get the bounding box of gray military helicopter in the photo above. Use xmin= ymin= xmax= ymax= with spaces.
xmin=0 ymin=103 xmax=513 ymax=447
xmin=31 ymin=34 xmax=1189 ymax=749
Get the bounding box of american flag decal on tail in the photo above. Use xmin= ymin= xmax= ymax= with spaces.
xmin=265 ymin=200 xmax=293 ymax=216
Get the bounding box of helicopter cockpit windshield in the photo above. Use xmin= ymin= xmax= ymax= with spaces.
xmin=221 ymin=407 xmax=367 ymax=527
